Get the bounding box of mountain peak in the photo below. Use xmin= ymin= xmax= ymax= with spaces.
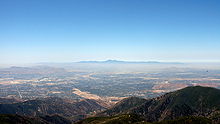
xmin=77 ymin=60 xmax=183 ymax=64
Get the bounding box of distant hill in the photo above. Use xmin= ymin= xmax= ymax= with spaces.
xmin=97 ymin=86 xmax=220 ymax=123
xmin=0 ymin=97 xmax=106 ymax=122
xmin=78 ymin=60 xmax=125 ymax=64
xmin=77 ymin=60 xmax=183 ymax=64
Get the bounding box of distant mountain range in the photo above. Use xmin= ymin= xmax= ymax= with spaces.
xmin=1 ymin=86 xmax=220 ymax=124
xmin=77 ymin=60 xmax=183 ymax=64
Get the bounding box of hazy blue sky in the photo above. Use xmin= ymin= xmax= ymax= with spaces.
xmin=0 ymin=0 xmax=220 ymax=64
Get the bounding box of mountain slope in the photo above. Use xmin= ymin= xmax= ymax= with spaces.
xmin=100 ymin=86 xmax=220 ymax=122
xmin=0 ymin=98 xmax=23 ymax=104
xmin=99 ymin=97 xmax=147 ymax=116
xmin=0 ymin=114 xmax=47 ymax=124
xmin=154 ymin=116 xmax=212 ymax=124
xmin=75 ymin=114 xmax=212 ymax=124
xmin=75 ymin=114 xmax=146 ymax=124
xmin=0 ymin=97 xmax=106 ymax=122
xmin=132 ymin=86 xmax=220 ymax=122
xmin=0 ymin=114 xmax=72 ymax=124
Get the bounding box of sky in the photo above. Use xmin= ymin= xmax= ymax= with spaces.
xmin=0 ymin=0 xmax=220 ymax=65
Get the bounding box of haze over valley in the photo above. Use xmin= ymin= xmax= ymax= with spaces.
xmin=1 ymin=0 xmax=220 ymax=123
xmin=1 ymin=61 xmax=220 ymax=102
